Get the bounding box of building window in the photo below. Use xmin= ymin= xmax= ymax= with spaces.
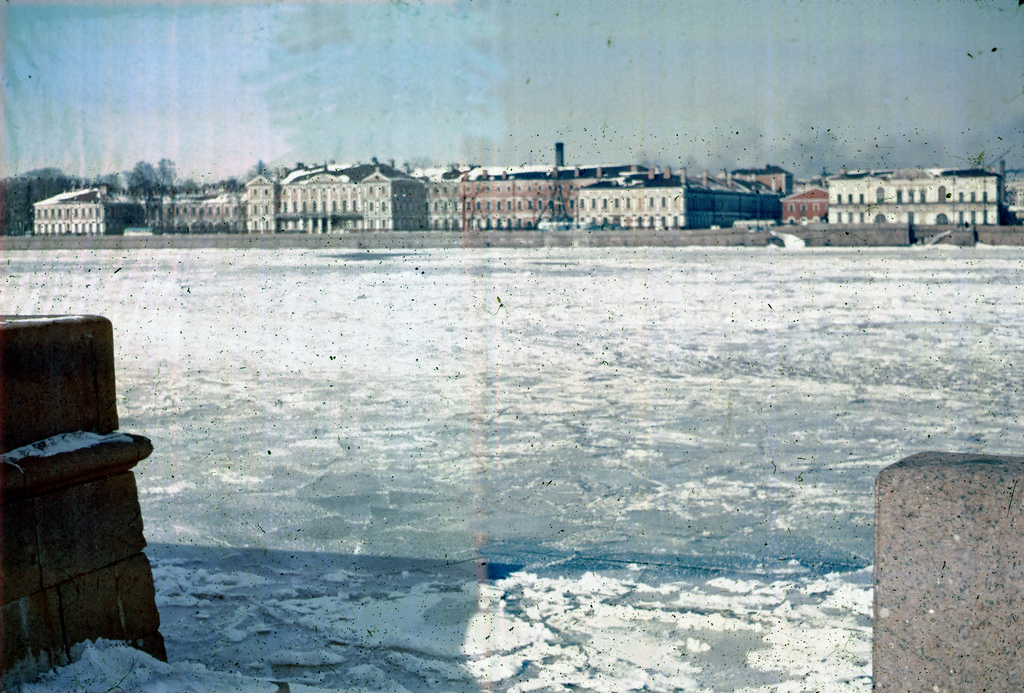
xmin=982 ymin=191 xmax=988 ymax=203
xmin=837 ymin=193 xmax=843 ymax=205
xmin=876 ymin=187 xmax=885 ymax=204
xmin=859 ymin=194 xmax=864 ymax=204
xmin=971 ymin=192 xmax=976 ymax=202
xmin=938 ymin=186 xmax=947 ymax=201
xmin=896 ymin=190 xmax=903 ymax=203
xmin=847 ymin=194 xmax=853 ymax=204
xmin=875 ymin=214 xmax=885 ymax=224
xmin=936 ymin=213 xmax=948 ymax=224
xmin=959 ymin=192 xmax=964 ymax=202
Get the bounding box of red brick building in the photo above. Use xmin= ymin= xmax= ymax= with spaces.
xmin=781 ymin=187 xmax=828 ymax=224
xmin=459 ymin=165 xmax=644 ymax=231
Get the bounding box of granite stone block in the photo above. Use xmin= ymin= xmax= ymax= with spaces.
xmin=57 ymin=563 xmax=126 ymax=647
xmin=0 ymin=589 xmax=64 ymax=686
xmin=1 ymin=498 xmax=42 ymax=603
xmin=35 ymin=472 xmax=146 ymax=588
xmin=874 ymin=452 xmax=1024 ymax=692
xmin=115 ymin=553 xmax=162 ymax=639
xmin=0 ymin=315 xmax=118 ymax=453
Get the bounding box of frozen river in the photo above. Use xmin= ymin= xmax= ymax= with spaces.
xmin=7 ymin=245 xmax=1023 ymax=692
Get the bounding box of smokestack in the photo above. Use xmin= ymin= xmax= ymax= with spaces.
xmin=555 ymin=142 xmax=565 ymax=168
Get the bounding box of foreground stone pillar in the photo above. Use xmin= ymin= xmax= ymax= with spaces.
xmin=1 ymin=316 xmax=165 ymax=687
xmin=874 ymin=452 xmax=1024 ymax=692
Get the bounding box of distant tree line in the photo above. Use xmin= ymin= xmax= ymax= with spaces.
xmin=1 ymin=159 xmax=248 ymax=236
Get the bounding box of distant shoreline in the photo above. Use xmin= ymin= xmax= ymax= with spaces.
xmin=3 ymin=225 xmax=1023 ymax=251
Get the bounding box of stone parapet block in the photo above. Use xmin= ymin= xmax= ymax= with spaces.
xmin=0 ymin=315 xmax=118 ymax=453
xmin=1 ymin=432 xmax=152 ymax=501
xmin=874 ymin=451 xmax=1024 ymax=692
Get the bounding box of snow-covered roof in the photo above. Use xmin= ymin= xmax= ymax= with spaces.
xmin=464 ymin=164 xmax=649 ymax=182
xmin=34 ymin=188 xmax=135 ymax=206
xmin=830 ymin=167 xmax=999 ymax=181
xmin=280 ymin=162 xmax=413 ymax=186
xmin=413 ymin=165 xmax=472 ymax=181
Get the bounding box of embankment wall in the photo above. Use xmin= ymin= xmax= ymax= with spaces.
xmin=3 ymin=226 xmax=1021 ymax=250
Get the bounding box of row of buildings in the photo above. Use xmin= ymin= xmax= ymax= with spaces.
xmin=31 ymin=146 xmax=1019 ymax=236
xmin=244 ymin=158 xmax=784 ymax=235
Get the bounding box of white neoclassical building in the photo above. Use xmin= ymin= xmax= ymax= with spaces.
xmin=245 ymin=162 xmax=429 ymax=233
xmin=33 ymin=187 xmax=144 ymax=235
xmin=828 ymin=168 xmax=1002 ymax=226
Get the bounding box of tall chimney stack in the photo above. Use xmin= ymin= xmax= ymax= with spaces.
xmin=555 ymin=142 xmax=565 ymax=168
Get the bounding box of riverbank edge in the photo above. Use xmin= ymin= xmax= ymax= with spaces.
xmin=2 ymin=226 xmax=1023 ymax=250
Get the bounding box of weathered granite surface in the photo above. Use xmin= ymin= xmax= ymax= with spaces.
xmin=875 ymin=451 xmax=1024 ymax=692
xmin=0 ymin=315 xmax=118 ymax=453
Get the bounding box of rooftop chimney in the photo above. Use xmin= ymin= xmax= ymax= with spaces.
xmin=555 ymin=142 xmax=565 ymax=168
xmin=664 ymin=167 xmax=671 ymax=180
xmin=648 ymin=168 xmax=655 ymax=180
xmin=680 ymin=168 xmax=687 ymax=187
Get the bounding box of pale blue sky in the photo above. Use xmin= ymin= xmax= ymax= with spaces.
xmin=3 ymin=1 xmax=1023 ymax=180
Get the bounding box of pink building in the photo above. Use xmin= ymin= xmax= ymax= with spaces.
xmin=782 ymin=187 xmax=829 ymax=224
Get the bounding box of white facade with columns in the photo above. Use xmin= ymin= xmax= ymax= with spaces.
xmin=828 ymin=168 xmax=1002 ymax=226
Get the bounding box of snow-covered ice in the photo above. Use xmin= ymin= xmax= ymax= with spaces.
xmin=4 ymin=245 xmax=1021 ymax=691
